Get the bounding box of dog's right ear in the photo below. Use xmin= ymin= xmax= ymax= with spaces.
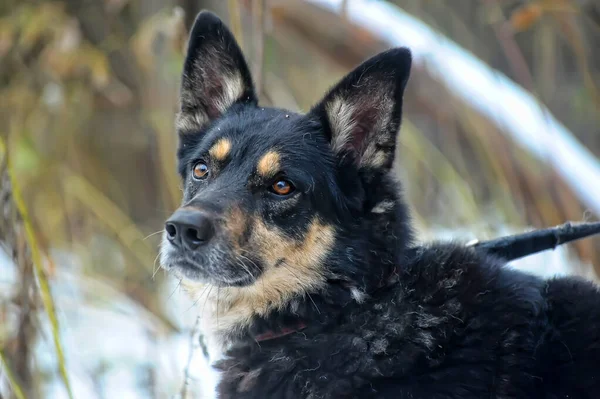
xmin=176 ymin=11 xmax=257 ymax=134
xmin=308 ymin=48 xmax=411 ymax=174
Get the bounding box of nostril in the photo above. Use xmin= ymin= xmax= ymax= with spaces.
xmin=185 ymin=227 xmax=203 ymax=244
xmin=166 ymin=209 xmax=214 ymax=249
xmin=165 ymin=223 xmax=177 ymax=239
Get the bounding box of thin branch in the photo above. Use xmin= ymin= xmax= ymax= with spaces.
xmin=0 ymin=350 xmax=26 ymax=399
xmin=1 ymin=136 xmax=74 ymax=399
xmin=180 ymin=314 xmax=202 ymax=399
xmin=228 ymin=0 xmax=244 ymax=49
xmin=484 ymin=0 xmax=535 ymax=92
xmin=252 ymin=0 xmax=266 ymax=100
xmin=341 ymin=0 xmax=349 ymax=20
xmin=0 ymin=140 xmax=35 ymax=397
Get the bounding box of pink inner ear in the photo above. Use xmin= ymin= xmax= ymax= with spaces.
xmin=205 ymin=77 xmax=225 ymax=120
xmin=347 ymin=106 xmax=379 ymax=158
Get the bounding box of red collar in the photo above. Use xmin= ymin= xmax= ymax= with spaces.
xmin=254 ymin=321 xmax=307 ymax=342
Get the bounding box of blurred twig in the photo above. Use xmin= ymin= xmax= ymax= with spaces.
xmin=252 ymin=0 xmax=266 ymax=100
xmin=0 ymin=349 xmax=26 ymax=399
xmin=228 ymin=0 xmax=244 ymax=47
xmin=552 ymin=10 xmax=600 ymax=110
xmin=0 ymin=139 xmax=36 ymax=397
xmin=341 ymin=0 xmax=349 ymax=19
xmin=485 ymin=0 xmax=535 ymax=92
xmin=1 ymin=136 xmax=74 ymax=399
xmin=180 ymin=314 xmax=201 ymax=399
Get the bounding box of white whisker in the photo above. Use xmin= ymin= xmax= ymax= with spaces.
xmin=235 ymin=257 xmax=254 ymax=280
xmin=144 ymin=229 xmax=165 ymax=241
xmin=238 ymin=253 xmax=260 ymax=273
xmin=216 ymin=287 xmax=221 ymax=329
xmin=152 ymin=250 xmax=163 ymax=279
xmin=168 ymin=279 xmax=182 ymax=300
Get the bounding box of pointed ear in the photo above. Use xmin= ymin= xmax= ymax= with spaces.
xmin=176 ymin=11 xmax=257 ymax=133
xmin=308 ymin=48 xmax=411 ymax=171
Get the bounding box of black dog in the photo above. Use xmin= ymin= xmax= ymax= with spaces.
xmin=160 ymin=10 xmax=600 ymax=398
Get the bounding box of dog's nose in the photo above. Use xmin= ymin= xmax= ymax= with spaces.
xmin=165 ymin=208 xmax=215 ymax=249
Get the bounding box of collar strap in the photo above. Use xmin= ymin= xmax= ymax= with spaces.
xmin=254 ymin=321 xmax=307 ymax=342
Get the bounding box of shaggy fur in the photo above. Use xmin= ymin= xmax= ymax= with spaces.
xmin=160 ymin=11 xmax=600 ymax=398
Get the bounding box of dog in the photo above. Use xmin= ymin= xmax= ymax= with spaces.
xmin=160 ymin=10 xmax=600 ymax=398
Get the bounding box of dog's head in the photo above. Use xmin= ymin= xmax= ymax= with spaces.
xmin=160 ymin=11 xmax=412 ymax=316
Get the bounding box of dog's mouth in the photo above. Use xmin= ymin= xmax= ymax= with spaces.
xmin=160 ymin=234 xmax=262 ymax=287
xmin=175 ymin=262 xmax=256 ymax=287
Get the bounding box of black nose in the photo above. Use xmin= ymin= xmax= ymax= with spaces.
xmin=165 ymin=208 xmax=215 ymax=249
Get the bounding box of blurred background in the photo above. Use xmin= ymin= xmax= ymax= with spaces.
xmin=1 ymin=0 xmax=599 ymax=397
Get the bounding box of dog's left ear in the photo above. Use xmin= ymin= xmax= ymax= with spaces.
xmin=176 ymin=11 xmax=257 ymax=133
xmin=309 ymin=48 xmax=411 ymax=172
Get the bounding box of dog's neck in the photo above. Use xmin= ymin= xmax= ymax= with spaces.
xmin=183 ymin=175 xmax=413 ymax=351
xmin=327 ymin=172 xmax=414 ymax=294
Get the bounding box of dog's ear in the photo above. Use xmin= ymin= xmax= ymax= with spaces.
xmin=176 ymin=11 xmax=256 ymax=133
xmin=309 ymin=48 xmax=411 ymax=172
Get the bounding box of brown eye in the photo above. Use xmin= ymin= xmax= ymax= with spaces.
xmin=192 ymin=162 xmax=209 ymax=180
xmin=271 ymin=179 xmax=294 ymax=196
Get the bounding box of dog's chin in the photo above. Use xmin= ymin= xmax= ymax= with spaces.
xmin=220 ymin=274 xmax=257 ymax=287
xmin=160 ymin=237 xmax=262 ymax=287
xmin=165 ymin=259 xmax=258 ymax=287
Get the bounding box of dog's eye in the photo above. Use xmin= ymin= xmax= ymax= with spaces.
xmin=270 ymin=179 xmax=294 ymax=196
xmin=192 ymin=162 xmax=209 ymax=180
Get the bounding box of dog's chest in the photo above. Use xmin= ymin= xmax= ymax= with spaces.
xmin=217 ymin=336 xmax=388 ymax=398
xmin=215 ymin=299 xmax=441 ymax=398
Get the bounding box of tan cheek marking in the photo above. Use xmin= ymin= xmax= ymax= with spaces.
xmin=231 ymin=219 xmax=334 ymax=314
xmin=209 ymin=138 xmax=232 ymax=161
xmin=257 ymin=151 xmax=281 ymax=177
xmin=223 ymin=206 xmax=248 ymax=250
xmin=183 ymin=218 xmax=335 ymax=339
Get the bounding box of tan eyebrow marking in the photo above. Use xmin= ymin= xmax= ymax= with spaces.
xmin=209 ymin=138 xmax=232 ymax=161
xmin=257 ymin=151 xmax=281 ymax=177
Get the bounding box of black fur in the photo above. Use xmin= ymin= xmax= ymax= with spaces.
xmin=219 ymin=246 xmax=600 ymax=398
xmin=161 ymin=11 xmax=600 ymax=398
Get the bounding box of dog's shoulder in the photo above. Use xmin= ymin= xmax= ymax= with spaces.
xmin=538 ymin=273 xmax=600 ymax=395
xmin=362 ymin=242 xmax=600 ymax=397
xmin=387 ymin=242 xmax=547 ymax=326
